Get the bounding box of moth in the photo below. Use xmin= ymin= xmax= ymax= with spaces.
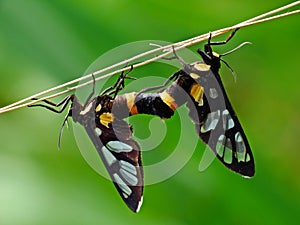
xmin=30 ymin=29 xmax=254 ymax=212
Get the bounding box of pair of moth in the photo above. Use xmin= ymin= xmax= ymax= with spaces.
xmin=30 ymin=30 xmax=255 ymax=212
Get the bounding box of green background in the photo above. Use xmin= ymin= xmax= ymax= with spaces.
xmin=1 ymin=0 xmax=299 ymax=225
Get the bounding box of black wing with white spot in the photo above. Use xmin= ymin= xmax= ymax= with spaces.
xmin=84 ymin=117 xmax=144 ymax=212
xmin=186 ymin=67 xmax=255 ymax=177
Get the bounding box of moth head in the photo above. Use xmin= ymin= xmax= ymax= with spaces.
xmin=95 ymin=95 xmax=113 ymax=115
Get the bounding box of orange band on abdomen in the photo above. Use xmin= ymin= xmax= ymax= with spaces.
xmin=125 ymin=92 xmax=139 ymax=115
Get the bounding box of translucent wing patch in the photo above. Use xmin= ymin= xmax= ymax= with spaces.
xmin=85 ymin=117 xmax=144 ymax=212
xmin=184 ymin=68 xmax=255 ymax=177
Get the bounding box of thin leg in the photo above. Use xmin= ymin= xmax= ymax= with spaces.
xmin=137 ymin=70 xmax=183 ymax=94
xmin=112 ymin=66 xmax=133 ymax=99
xmin=100 ymin=65 xmax=134 ymax=98
xmin=28 ymin=95 xmax=75 ymax=114
xmin=28 ymin=95 xmax=75 ymax=149
xmin=137 ymin=45 xmax=190 ymax=95
xmin=207 ymin=28 xmax=239 ymax=46
xmin=204 ymin=29 xmax=239 ymax=55
xmin=58 ymin=108 xmax=72 ymax=149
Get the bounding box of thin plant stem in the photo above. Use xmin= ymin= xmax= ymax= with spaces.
xmin=0 ymin=1 xmax=299 ymax=114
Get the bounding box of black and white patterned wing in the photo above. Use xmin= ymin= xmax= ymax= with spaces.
xmin=84 ymin=117 xmax=143 ymax=212
xmin=186 ymin=65 xmax=255 ymax=177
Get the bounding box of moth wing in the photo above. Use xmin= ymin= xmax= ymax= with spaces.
xmin=186 ymin=69 xmax=255 ymax=177
xmin=84 ymin=118 xmax=143 ymax=212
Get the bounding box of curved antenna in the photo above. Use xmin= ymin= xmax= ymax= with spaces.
xmin=219 ymin=42 xmax=252 ymax=82
xmin=220 ymin=42 xmax=252 ymax=57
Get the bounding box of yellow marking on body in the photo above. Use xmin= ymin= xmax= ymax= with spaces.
xmin=190 ymin=84 xmax=204 ymax=106
xmin=194 ymin=63 xmax=211 ymax=71
xmin=160 ymin=91 xmax=178 ymax=111
xmin=190 ymin=73 xmax=200 ymax=79
xmin=125 ymin=93 xmax=139 ymax=115
xmin=212 ymin=52 xmax=219 ymax=57
xmin=125 ymin=93 xmax=135 ymax=110
xmin=99 ymin=112 xmax=114 ymax=128
xmin=95 ymin=104 xmax=102 ymax=112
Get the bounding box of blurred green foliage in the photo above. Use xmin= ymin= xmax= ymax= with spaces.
xmin=1 ymin=0 xmax=299 ymax=225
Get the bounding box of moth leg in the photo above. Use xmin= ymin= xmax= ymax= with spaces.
xmin=28 ymin=95 xmax=75 ymax=114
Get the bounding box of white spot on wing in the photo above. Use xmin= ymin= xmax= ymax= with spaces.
xmin=190 ymin=72 xmax=200 ymax=79
xmin=120 ymin=160 xmax=137 ymax=175
xmin=237 ymin=152 xmax=246 ymax=162
xmin=223 ymin=147 xmax=233 ymax=164
xmin=119 ymin=160 xmax=138 ymax=185
xmin=94 ymin=127 xmax=102 ymax=136
xmin=120 ymin=168 xmax=138 ymax=185
xmin=209 ymin=88 xmax=218 ymax=99
xmin=217 ymin=136 xmax=233 ymax=164
xmin=216 ymin=134 xmax=226 ymax=157
xmin=235 ymin=132 xmax=243 ymax=142
xmin=246 ymin=153 xmax=251 ymax=162
xmin=113 ymin=173 xmax=132 ymax=198
xmin=235 ymin=132 xmax=247 ymax=162
xmin=102 ymin=146 xmax=117 ymax=166
xmin=200 ymin=110 xmax=220 ymax=133
xmin=135 ymin=196 xmax=143 ymax=212
xmin=235 ymin=132 xmax=246 ymax=153
xmin=107 ymin=141 xmax=132 ymax=153
xmin=222 ymin=109 xmax=234 ymax=130
xmin=194 ymin=63 xmax=211 ymax=71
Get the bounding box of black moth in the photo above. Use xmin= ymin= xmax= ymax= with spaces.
xmin=30 ymin=30 xmax=254 ymax=212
